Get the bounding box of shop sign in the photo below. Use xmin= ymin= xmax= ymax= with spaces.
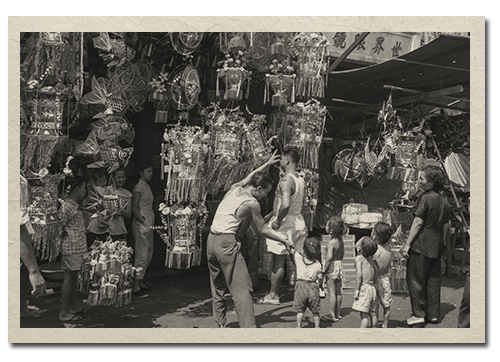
xmin=324 ymin=32 xmax=419 ymax=65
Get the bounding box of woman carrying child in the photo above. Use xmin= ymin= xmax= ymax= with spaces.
xmin=85 ymin=168 xmax=132 ymax=244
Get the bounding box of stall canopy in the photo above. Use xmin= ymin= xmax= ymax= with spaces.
xmin=324 ymin=34 xmax=470 ymax=134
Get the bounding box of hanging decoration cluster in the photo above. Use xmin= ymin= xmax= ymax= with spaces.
xmin=20 ymin=32 xmax=83 ymax=262
xmin=155 ymin=124 xmax=210 ymax=269
xmin=292 ymin=32 xmax=330 ymax=100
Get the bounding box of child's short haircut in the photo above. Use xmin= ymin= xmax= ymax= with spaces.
xmin=373 ymin=222 xmax=394 ymax=245
xmin=303 ymin=237 xmax=321 ymax=261
xmin=358 ymin=236 xmax=378 ymax=258
xmin=327 ymin=216 xmax=345 ymax=238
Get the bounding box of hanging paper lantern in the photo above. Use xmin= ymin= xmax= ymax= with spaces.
xmin=265 ymin=74 xmax=296 ymax=108
xmin=216 ymin=67 xmax=251 ymax=102
xmin=269 ymin=32 xmax=294 ymax=55
xmin=170 ymin=32 xmax=204 ymax=55
xmin=27 ymin=89 xmax=70 ymax=137
xmin=166 ymin=65 xmax=201 ymax=110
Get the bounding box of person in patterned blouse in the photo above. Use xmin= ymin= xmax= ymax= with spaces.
xmin=58 ymin=176 xmax=88 ymax=323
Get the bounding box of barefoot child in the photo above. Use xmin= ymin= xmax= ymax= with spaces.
xmin=352 ymin=236 xmax=379 ymax=328
xmin=58 ymin=176 xmax=88 ymax=323
xmin=372 ymin=222 xmax=394 ymax=328
xmin=289 ymin=235 xmax=323 ymax=328
xmin=321 ymin=216 xmax=345 ymax=323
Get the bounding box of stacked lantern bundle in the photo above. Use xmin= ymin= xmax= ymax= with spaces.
xmin=389 ymin=225 xmax=409 ymax=294
xmin=81 ymin=238 xmax=135 ymax=307
xmin=157 ymin=124 xmax=210 ymax=269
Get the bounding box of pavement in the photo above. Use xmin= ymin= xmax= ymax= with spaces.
xmin=20 ymin=264 xmax=467 ymax=329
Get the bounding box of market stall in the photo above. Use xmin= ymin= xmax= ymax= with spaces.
xmin=19 ymin=31 xmax=470 ymax=302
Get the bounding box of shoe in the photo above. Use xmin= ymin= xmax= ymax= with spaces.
xmin=407 ymin=316 xmax=426 ymax=325
xmin=320 ymin=315 xmax=338 ymax=322
xmin=399 ymin=316 xmax=426 ymax=328
xmin=256 ymin=294 xmax=280 ymax=305
xmin=140 ymin=284 xmax=152 ymax=291
xmin=426 ymin=317 xmax=439 ymax=324
xmin=132 ymin=289 xmax=148 ymax=297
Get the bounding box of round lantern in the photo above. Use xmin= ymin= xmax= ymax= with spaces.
xmin=166 ymin=65 xmax=201 ymax=111
xmin=170 ymin=32 xmax=204 ymax=55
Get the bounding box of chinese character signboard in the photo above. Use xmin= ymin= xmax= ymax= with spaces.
xmin=324 ymin=32 xmax=420 ymax=66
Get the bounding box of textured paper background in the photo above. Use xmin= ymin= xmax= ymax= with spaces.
xmin=7 ymin=16 xmax=485 ymax=344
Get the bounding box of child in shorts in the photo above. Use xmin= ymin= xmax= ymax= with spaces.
xmin=352 ymin=236 xmax=379 ymax=328
xmin=372 ymin=222 xmax=394 ymax=328
xmin=321 ymin=216 xmax=345 ymax=323
xmin=58 ymin=176 xmax=88 ymax=323
xmin=289 ymin=236 xmax=323 ymax=328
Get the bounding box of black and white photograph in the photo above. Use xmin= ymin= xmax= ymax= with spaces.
xmin=6 ymin=14 xmax=485 ymax=346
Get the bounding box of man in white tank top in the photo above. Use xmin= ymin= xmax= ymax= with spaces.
xmin=207 ymin=151 xmax=293 ymax=328
xmin=258 ymin=147 xmax=308 ymax=305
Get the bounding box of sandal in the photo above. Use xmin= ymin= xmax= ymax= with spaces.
xmin=21 ymin=310 xmax=43 ymax=319
xmin=69 ymin=307 xmax=88 ymax=314
xmin=256 ymin=295 xmax=280 ymax=305
xmin=59 ymin=314 xmax=83 ymax=323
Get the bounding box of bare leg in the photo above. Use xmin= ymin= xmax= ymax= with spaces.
xmin=269 ymin=254 xmax=286 ymax=299
xmin=326 ymin=278 xmax=336 ymax=318
xmin=382 ymin=306 xmax=390 ymax=328
xmin=132 ymin=278 xmax=141 ymax=292
xmin=360 ymin=312 xmax=369 ymax=328
xmin=59 ymin=270 xmax=79 ymax=321
xmin=334 ymin=280 xmax=343 ymax=319
xmin=297 ymin=312 xmax=304 ymax=328
xmin=370 ymin=311 xmax=378 ymax=328
xmin=313 ymin=313 xmax=320 ymax=328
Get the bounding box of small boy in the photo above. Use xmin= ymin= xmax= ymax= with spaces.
xmin=321 ymin=216 xmax=345 ymax=322
xmin=289 ymin=235 xmax=323 ymax=328
xmin=352 ymin=236 xmax=379 ymax=328
xmin=372 ymin=222 xmax=394 ymax=328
